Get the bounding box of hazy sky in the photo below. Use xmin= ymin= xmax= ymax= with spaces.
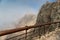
xmin=0 ymin=0 xmax=55 ymax=30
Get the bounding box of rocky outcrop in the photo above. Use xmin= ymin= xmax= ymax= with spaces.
xmin=35 ymin=1 xmax=60 ymax=40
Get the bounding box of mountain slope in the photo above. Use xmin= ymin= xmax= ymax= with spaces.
xmin=35 ymin=1 xmax=60 ymax=40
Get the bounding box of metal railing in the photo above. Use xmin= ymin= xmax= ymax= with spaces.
xmin=0 ymin=21 xmax=60 ymax=40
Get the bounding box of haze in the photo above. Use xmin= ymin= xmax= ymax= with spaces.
xmin=0 ymin=0 xmax=55 ymax=30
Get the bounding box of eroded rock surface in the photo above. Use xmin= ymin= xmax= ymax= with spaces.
xmin=35 ymin=1 xmax=60 ymax=40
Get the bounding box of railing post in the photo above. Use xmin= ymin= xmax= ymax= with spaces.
xmin=25 ymin=26 xmax=28 ymax=40
xmin=58 ymin=22 xmax=60 ymax=28
xmin=39 ymin=26 xmax=41 ymax=40
xmin=44 ymin=25 xmax=45 ymax=36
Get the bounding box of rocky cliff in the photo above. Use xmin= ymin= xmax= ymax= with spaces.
xmin=36 ymin=2 xmax=60 ymax=24
xmin=35 ymin=1 xmax=60 ymax=40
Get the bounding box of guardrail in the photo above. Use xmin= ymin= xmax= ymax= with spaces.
xmin=0 ymin=21 xmax=60 ymax=40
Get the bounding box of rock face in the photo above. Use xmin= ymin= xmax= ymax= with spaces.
xmin=36 ymin=2 xmax=60 ymax=24
xmin=35 ymin=1 xmax=60 ymax=40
